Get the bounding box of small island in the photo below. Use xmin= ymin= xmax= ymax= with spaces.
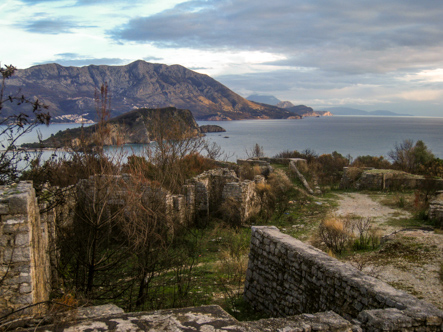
xmin=199 ymin=125 xmax=226 ymax=133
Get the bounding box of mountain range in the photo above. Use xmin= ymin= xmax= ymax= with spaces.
xmin=246 ymin=95 xmax=412 ymax=117
xmin=247 ymin=96 xmax=332 ymax=117
xmin=316 ymin=107 xmax=412 ymax=116
xmin=3 ymin=61 xmax=296 ymax=122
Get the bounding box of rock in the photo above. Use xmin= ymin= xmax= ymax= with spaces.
xmin=199 ymin=124 xmax=226 ymax=133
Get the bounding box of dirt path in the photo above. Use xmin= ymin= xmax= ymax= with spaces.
xmin=334 ymin=193 xmax=443 ymax=310
xmin=334 ymin=192 xmax=411 ymax=234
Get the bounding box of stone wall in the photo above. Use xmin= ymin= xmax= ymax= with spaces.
xmin=73 ymin=168 xmax=263 ymax=229
xmin=244 ymin=226 xmax=443 ymax=331
xmin=429 ymin=191 xmax=443 ymax=224
xmin=0 ymin=181 xmax=50 ymax=317
xmin=340 ymin=167 xmax=443 ymax=191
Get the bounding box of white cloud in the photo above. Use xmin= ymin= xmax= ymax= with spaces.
xmin=399 ymin=90 xmax=443 ymax=101
xmin=403 ymin=68 xmax=443 ymax=83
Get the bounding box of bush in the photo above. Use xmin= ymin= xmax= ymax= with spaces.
xmin=388 ymin=139 xmax=434 ymax=174
xmin=352 ymin=155 xmax=392 ymax=169
xmin=318 ymin=216 xmax=380 ymax=254
xmin=238 ymin=164 xmax=262 ymax=180
xmin=314 ymin=151 xmax=350 ymax=186
xmin=318 ymin=217 xmax=351 ymax=254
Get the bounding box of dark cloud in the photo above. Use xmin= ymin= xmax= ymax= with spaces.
xmin=109 ymin=0 xmax=443 ymax=75
xmin=38 ymin=54 xmax=127 ymax=66
xmin=22 ymin=18 xmax=92 ymax=34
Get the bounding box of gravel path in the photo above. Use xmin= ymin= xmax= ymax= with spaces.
xmin=334 ymin=193 xmax=443 ymax=310
xmin=334 ymin=192 xmax=410 ymax=234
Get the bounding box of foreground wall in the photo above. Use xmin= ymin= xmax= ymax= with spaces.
xmin=244 ymin=226 xmax=443 ymax=331
xmin=0 ymin=182 xmax=50 ymax=316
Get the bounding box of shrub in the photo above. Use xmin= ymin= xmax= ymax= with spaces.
xmin=352 ymin=155 xmax=391 ymax=169
xmin=318 ymin=217 xmax=351 ymax=254
xmin=315 ymin=151 xmax=350 ymax=186
xmin=238 ymin=164 xmax=262 ymax=180
xmin=388 ymin=139 xmax=434 ymax=174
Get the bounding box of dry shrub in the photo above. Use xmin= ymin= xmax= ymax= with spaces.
xmin=255 ymin=169 xmax=294 ymax=220
xmin=318 ymin=216 xmax=352 ymax=254
xmin=221 ymin=197 xmax=242 ymax=227
xmin=318 ymin=215 xmax=381 ymax=254
xmin=296 ymin=161 xmax=309 ymax=174
xmin=352 ymin=155 xmax=391 ymax=169
xmin=267 ymin=169 xmax=293 ymax=195
xmin=239 ymin=164 xmax=262 ymax=180
xmin=179 ymin=152 xmax=217 ymax=178
xmin=345 ymin=167 xmax=364 ymax=182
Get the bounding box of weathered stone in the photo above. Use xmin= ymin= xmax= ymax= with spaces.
xmin=245 ymin=226 xmax=443 ymax=331
xmin=0 ymin=182 xmax=50 ymax=317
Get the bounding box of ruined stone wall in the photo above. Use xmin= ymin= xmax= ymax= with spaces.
xmin=245 ymin=226 xmax=443 ymax=331
xmin=429 ymin=191 xmax=443 ymax=224
xmin=73 ymin=168 xmax=262 ymax=229
xmin=0 ymin=182 xmax=50 ymax=316
xmin=340 ymin=167 xmax=443 ymax=191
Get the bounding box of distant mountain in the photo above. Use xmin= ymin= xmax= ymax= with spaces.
xmin=3 ymin=61 xmax=294 ymax=121
xmin=318 ymin=107 xmax=412 ymax=116
xmin=276 ymin=101 xmax=295 ymax=108
xmin=281 ymin=104 xmax=333 ymax=118
xmin=247 ymin=94 xmax=281 ymax=106
xmin=22 ymin=107 xmax=200 ymax=148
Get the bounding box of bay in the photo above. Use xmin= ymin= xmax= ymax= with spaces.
xmin=199 ymin=116 xmax=443 ymax=160
xmin=7 ymin=116 xmax=443 ymax=161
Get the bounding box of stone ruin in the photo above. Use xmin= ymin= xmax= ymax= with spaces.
xmin=0 ymin=182 xmax=50 ymax=317
xmin=0 ymin=166 xmax=265 ymax=319
xmin=244 ymin=226 xmax=443 ymax=331
xmin=340 ymin=167 xmax=443 ymax=191
xmin=429 ymin=191 xmax=443 ymax=224
xmin=2 ymin=162 xmax=443 ymax=331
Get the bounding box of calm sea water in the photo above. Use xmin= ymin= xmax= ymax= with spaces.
xmin=199 ymin=116 xmax=443 ymax=160
xmin=11 ymin=116 xmax=443 ymax=161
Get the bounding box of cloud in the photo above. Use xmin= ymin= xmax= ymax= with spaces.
xmin=402 ymin=68 xmax=443 ymax=83
xmin=399 ymin=90 xmax=443 ymax=101
xmin=143 ymin=56 xmax=163 ymax=62
xmin=109 ymin=0 xmax=443 ymax=75
xmin=19 ymin=0 xmax=63 ymax=3
xmin=22 ymin=18 xmax=92 ymax=34
xmin=38 ymin=53 xmax=127 ymax=66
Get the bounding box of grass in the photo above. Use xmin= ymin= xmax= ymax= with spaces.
xmin=384 ymin=217 xmax=427 ymax=228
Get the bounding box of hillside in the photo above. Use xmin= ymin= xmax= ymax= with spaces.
xmin=247 ymin=94 xmax=281 ymax=106
xmin=22 ymin=107 xmax=200 ymax=148
xmin=3 ymin=61 xmax=294 ymax=121
xmin=278 ymin=103 xmax=333 ymax=117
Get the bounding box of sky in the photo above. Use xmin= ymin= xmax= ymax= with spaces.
xmin=2 ymin=0 xmax=443 ymax=116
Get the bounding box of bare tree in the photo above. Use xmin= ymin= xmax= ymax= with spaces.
xmin=0 ymin=64 xmax=50 ymax=184
xmin=246 ymin=143 xmax=265 ymax=158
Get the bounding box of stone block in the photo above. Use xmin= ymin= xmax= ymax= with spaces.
xmin=19 ymin=283 xmax=32 ymax=294
xmin=3 ymin=247 xmax=30 ymax=263
xmin=10 ymin=293 xmax=32 ymax=305
xmin=14 ymin=232 xmax=30 ymax=246
xmin=8 ymin=193 xmax=30 ymax=215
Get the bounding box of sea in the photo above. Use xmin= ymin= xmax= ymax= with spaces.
xmin=10 ymin=116 xmax=443 ymax=161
